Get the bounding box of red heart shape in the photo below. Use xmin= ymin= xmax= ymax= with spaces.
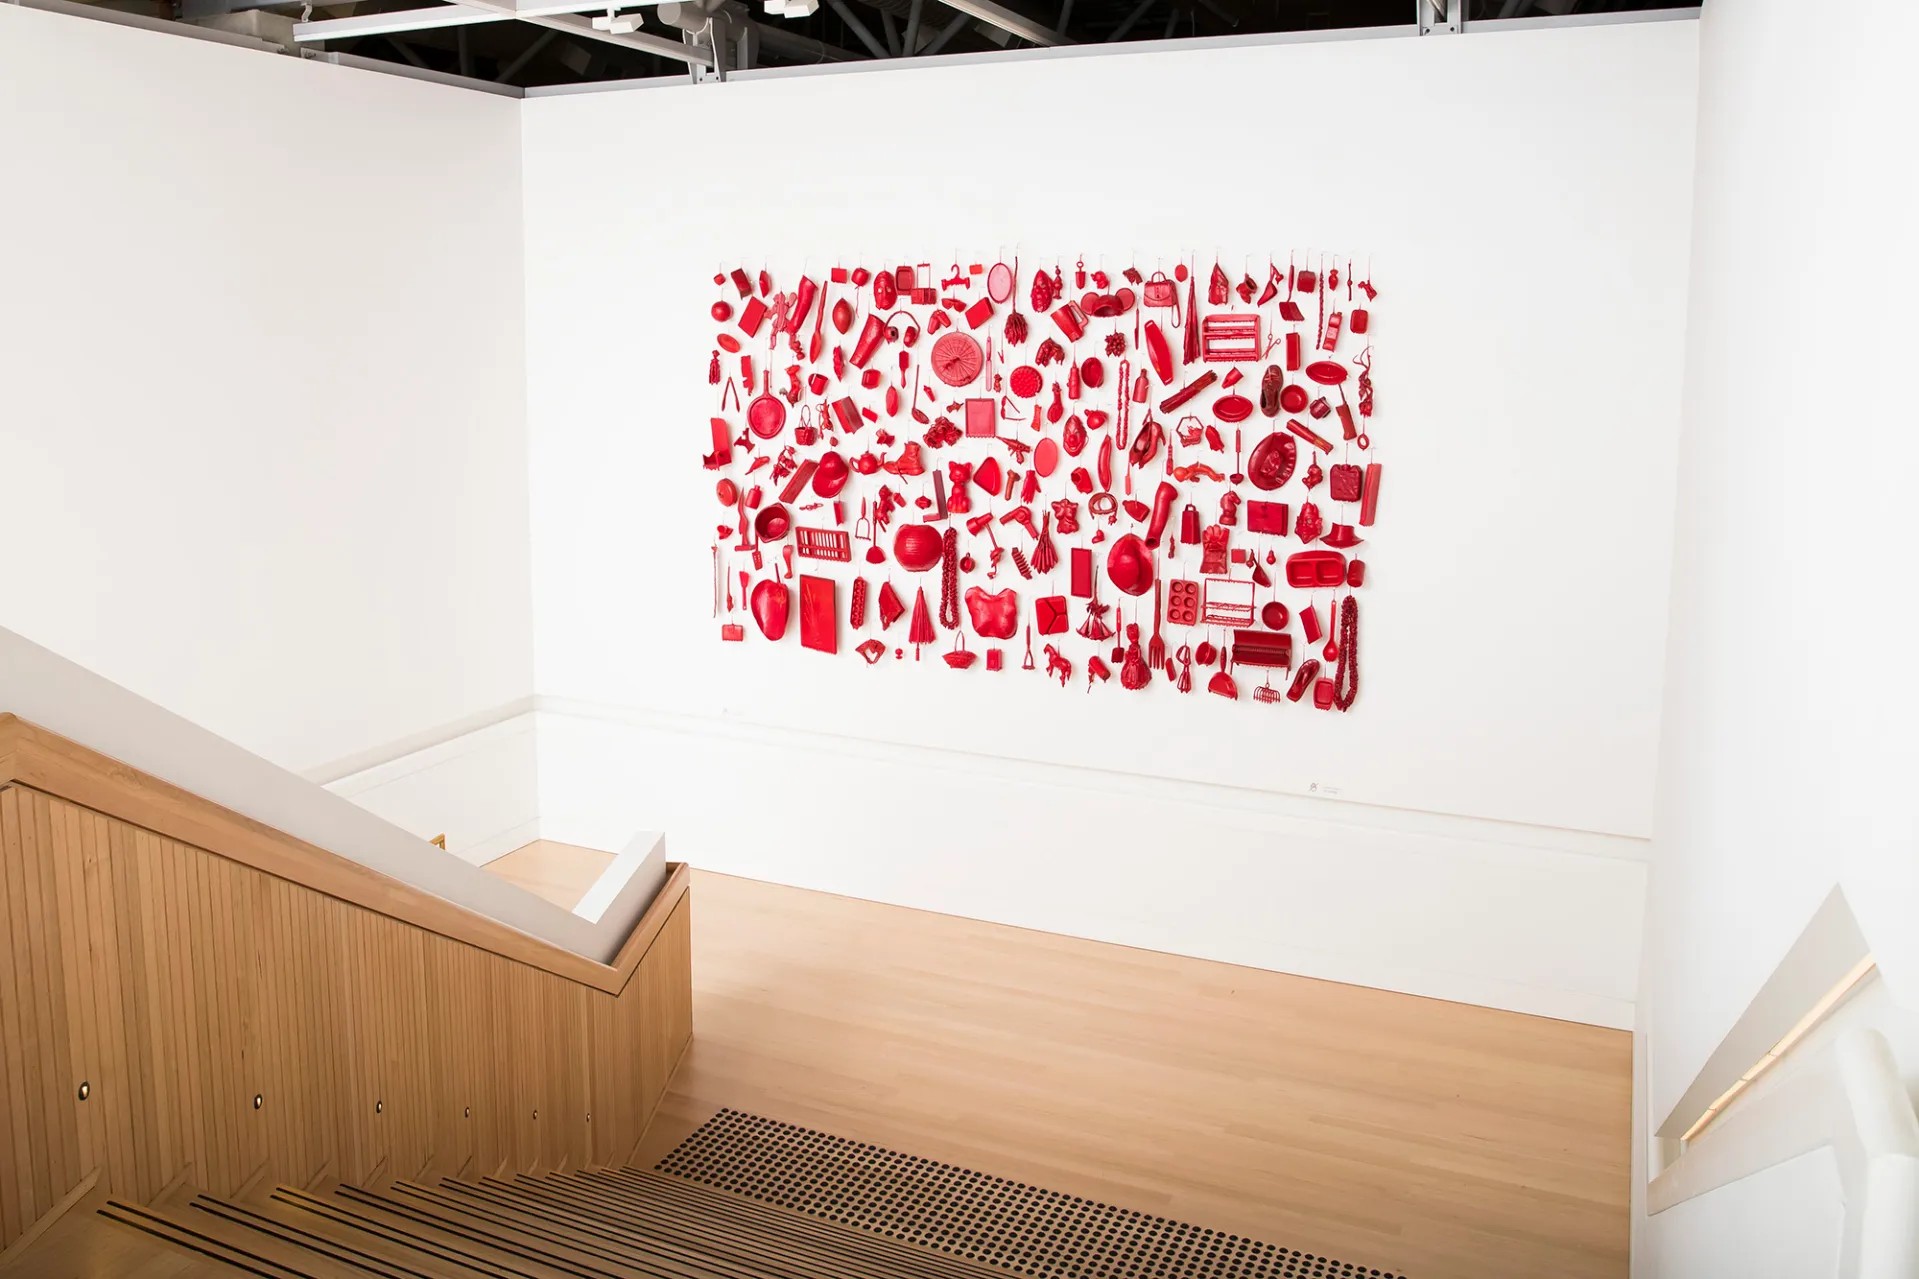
xmin=750 ymin=580 xmax=789 ymax=641
xmin=965 ymin=586 xmax=1019 ymax=640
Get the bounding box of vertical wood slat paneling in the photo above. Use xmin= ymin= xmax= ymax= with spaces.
xmin=0 ymin=782 xmax=693 ymax=1253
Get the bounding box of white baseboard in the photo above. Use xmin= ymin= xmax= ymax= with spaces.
xmin=533 ymin=699 xmax=1648 ymax=1029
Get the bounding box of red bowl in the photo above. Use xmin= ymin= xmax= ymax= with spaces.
xmin=1304 ymin=360 xmax=1348 ymax=386
xmin=754 ymin=503 xmax=792 ymax=541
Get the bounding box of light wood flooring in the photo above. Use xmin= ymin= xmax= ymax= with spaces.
xmin=504 ymin=855 xmax=1632 ymax=1279
xmin=482 ymin=839 xmax=616 ymax=910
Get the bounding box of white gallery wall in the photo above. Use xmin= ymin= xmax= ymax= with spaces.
xmin=0 ymin=3 xmax=535 ymax=779
xmin=1635 ymin=1 xmax=1919 ymax=1271
xmin=521 ymin=20 xmax=1701 ymax=1026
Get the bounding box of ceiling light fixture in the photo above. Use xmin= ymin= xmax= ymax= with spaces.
xmin=762 ymin=0 xmax=818 ymax=18
xmin=591 ymin=6 xmax=646 ymax=32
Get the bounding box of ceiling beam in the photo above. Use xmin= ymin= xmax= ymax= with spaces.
xmin=935 ymin=0 xmax=1060 ymax=46
xmin=520 ymin=11 xmax=716 ymax=64
xmin=292 ymin=0 xmax=714 ymax=64
xmin=293 ymin=1 xmax=611 ymax=43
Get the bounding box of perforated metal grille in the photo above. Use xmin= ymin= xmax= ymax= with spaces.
xmin=658 ymin=1108 xmax=1405 ymax=1279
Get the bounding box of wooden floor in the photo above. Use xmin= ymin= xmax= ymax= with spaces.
xmin=514 ymin=854 xmax=1631 ymax=1279
xmin=481 ymin=840 xmax=615 ymax=910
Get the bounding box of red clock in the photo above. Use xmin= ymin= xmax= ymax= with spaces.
xmin=931 ymin=333 xmax=984 ymax=387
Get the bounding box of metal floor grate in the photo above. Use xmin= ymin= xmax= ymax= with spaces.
xmin=658 ymin=1108 xmax=1405 ymax=1279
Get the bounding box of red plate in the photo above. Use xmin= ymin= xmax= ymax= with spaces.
xmin=987 ymin=262 xmax=1014 ymax=304
xmin=747 ymin=394 xmax=786 ymax=439
xmin=1034 ymin=437 xmax=1060 ymax=477
xmin=1009 ymin=365 xmax=1043 ymax=398
xmin=1305 ymin=360 xmax=1348 ymax=386
xmin=931 ymin=332 xmax=985 ymax=387
xmin=1213 ymin=394 xmax=1253 ymax=423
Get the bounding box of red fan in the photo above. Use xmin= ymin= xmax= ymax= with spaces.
xmin=931 ymin=332 xmax=984 ymax=387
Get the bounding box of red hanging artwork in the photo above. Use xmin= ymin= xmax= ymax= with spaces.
xmin=703 ymin=252 xmax=1381 ymax=713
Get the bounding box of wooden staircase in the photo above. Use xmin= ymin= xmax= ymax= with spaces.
xmin=40 ymin=1165 xmax=1012 ymax=1279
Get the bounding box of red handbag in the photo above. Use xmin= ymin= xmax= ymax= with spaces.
xmin=1142 ymin=272 xmax=1178 ymax=308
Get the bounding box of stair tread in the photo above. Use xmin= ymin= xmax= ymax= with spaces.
xmin=27 ymin=1159 xmax=1038 ymax=1279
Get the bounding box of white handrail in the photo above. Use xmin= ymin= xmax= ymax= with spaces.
xmin=1649 ymin=1029 xmax=1919 ymax=1279
xmin=0 ymin=625 xmax=666 ymax=966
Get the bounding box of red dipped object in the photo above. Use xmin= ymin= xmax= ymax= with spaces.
xmin=931 ymin=332 xmax=984 ymax=387
xmin=812 ymin=451 xmax=851 ymax=497
xmin=1106 ymin=533 xmax=1155 ymax=597
xmin=974 ymin=456 xmax=1003 ymax=496
xmin=1036 ymin=595 xmax=1068 ymax=635
xmin=1246 ymin=432 xmax=1297 ymax=491
xmin=877 ymin=581 xmax=906 ymax=629
xmin=965 ymin=586 xmax=1019 ymax=640
xmin=894 ymin=524 xmax=943 ymax=571
xmin=799 ymin=575 xmax=837 ymax=653
xmin=1304 ymin=360 xmax=1347 ymax=386
xmin=1214 ymin=395 xmax=1253 ymax=424
xmin=1144 ymin=481 xmax=1178 ymax=549
xmin=1347 ymin=560 xmax=1366 ymax=588
xmin=1295 ymin=501 xmax=1324 ymax=545
xmin=750 ymin=579 xmax=790 ymax=641
xmin=1360 ymin=463 xmax=1383 ymax=526
xmin=754 ymin=504 xmax=792 ymax=541
xmin=1286 ymin=550 xmax=1347 ymax=588
xmin=1143 ymin=321 xmax=1174 ymax=384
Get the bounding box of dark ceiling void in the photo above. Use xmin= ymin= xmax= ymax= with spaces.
xmin=95 ymin=0 xmax=1694 ymax=88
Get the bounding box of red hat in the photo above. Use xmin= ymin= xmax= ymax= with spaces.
xmin=1106 ymin=533 xmax=1155 ymax=597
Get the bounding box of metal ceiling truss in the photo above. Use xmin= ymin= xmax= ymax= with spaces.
xmin=1414 ymin=0 xmax=1461 ymax=35
xmin=25 ymin=0 xmax=1698 ymax=97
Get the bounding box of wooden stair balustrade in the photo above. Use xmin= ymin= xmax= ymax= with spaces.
xmin=0 ymin=715 xmax=693 ymax=1264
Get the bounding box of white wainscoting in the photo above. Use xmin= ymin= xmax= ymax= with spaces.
xmin=533 ymin=699 xmax=1649 ymax=1028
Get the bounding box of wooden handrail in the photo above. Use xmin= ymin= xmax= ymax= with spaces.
xmin=0 ymin=713 xmax=694 ymax=1255
xmin=0 ymin=714 xmax=678 ymax=996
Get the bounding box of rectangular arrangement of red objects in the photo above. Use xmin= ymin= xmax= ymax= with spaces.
xmin=704 ymin=253 xmax=1377 ymax=712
